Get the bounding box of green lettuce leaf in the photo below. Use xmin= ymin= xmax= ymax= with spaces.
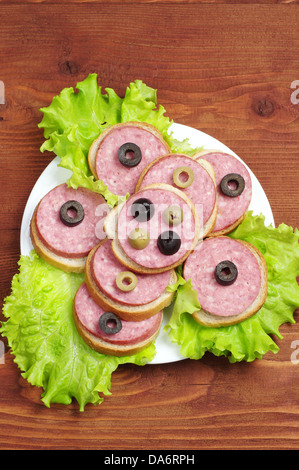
xmin=0 ymin=252 xmax=156 ymax=411
xmin=38 ymin=73 xmax=122 ymax=140
xmin=121 ymin=79 xmax=172 ymax=133
xmin=165 ymin=212 xmax=299 ymax=363
xmin=1 ymin=76 xmax=203 ymax=410
xmin=38 ymin=74 xmax=202 ymax=206
xmin=38 ymin=74 xmax=124 ymax=207
xmin=166 ymin=265 xmax=201 ymax=324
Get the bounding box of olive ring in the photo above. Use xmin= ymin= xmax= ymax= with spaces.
xmin=118 ymin=142 xmax=142 ymax=168
xmin=214 ymin=260 xmax=238 ymax=286
xmin=173 ymin=166 xmax=194 ymax=189
xmin=59 ymin=200 xmax=85 ymax=227
xmin=220 ymin=173 xmax=245 ymax=197
xmin=131 ymin=198 xmax=155 ymax=222
xmin=98 ymin=312 xmax=122 ymax=335
xmin=116 ymin=271 xmax=138 ymax=292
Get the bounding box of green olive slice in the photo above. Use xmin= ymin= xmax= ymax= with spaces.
xmin=173 ymin=166 xmax=194 ymax=189
xmin=116 ymin=271 xmax=138 ymax=292
xmin=128 ymin=227 xmax=150 ymax=250
xmin=162 ymin=205 xmax=184 ymax=226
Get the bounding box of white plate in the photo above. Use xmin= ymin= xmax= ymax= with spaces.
xmin=20 ymin=123 xmax=275 ymax=365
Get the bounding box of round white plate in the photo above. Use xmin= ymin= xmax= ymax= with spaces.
xmin=20 ymin=123 xmax=275 ymax=365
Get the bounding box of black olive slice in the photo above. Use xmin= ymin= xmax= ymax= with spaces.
xmin=220 ymin=173 xmax=245 ymax=197
xmin=59 ymin=200 xmax=85 ymax=227
xmin=214 ymin=260 xmax=238 ymax=286
xmin=131 ymin=198 xmax=155 ymax=222
xmin=157 ymin=230 xmax=181 ymax=256
xmin=98 ymin=312 xmax=122 ymax=335
xmin=118 ymin=142 xmax=142 ymax=168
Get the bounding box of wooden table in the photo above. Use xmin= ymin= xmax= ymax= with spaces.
xmin=1 ymin=0 xmax=299 ymax=451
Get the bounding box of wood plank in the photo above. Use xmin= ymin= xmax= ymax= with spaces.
xmin=0 ymin=353 xmax=299 ymax=449
xmin=0 ymin=2 xmax=298 ymax=450
xmin=0 ymin=0 xmax=298 ymax=4
xmin=1 ymin=4 xmax=299 ymax=228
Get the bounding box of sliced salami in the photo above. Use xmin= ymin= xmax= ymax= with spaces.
xmin=136 ymin=154 xmax=216 ymax=237
xmin=74 ymin=283 xmax=162 ymax=345
xmin=195 ymin=151 xmax=252 ymax=235
xmin=88 ymin=122 xmax=170 ymax=196
xmin=183 ymin=237 xmax=265 ymax=318
xmin=90 ymin=239 xmax=172 ymax=306
xmin=115 ymin=184 xmax=200 ymax=272
xmin=35 ymin=184 xmax=108 ymax=258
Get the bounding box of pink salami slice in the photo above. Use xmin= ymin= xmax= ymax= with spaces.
xmin=74 ymin=283 xmax=162 ymax=345
xmin=137 ymin=154 xmax=216 ymax=228
xmin=197 ymin=152 xmax=252 ymax=233
xmin=94 ymin=124 xmax=170 ymax=196
xmin=36 ymin=184 xmax=108 ymax=258
xmin=183 ymin=237 xmax=262 ymax=317
xmin=91 ymin=239 xmax=172 ymax=305
xmin=117 ymin=186 xmax=198 ymax=269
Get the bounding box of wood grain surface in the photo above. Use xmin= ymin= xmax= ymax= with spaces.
xmin=0 ymin=1 xmax=299 ymax=451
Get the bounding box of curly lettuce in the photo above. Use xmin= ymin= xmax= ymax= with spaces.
xmin=165 ymin=212 xmax=299 ymax=363
xmin=38 ymin=74 xmax=202 ymax=207
xmin=0 ymin=253 xmax=156 ymax=411
xmin=1 ymin=75 xmax=202 ymax=410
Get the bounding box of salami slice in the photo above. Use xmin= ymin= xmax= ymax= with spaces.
xmin=183 ymin=237 xmax=266 ymax=319
xmin=35 ymin=184 xmax=108 ymax=258
xmin=89 ymin=122 xmax=170 ymax=197
xmin=136 ymin=153 xmax=216 ymax=237
xmin=195 ymin=151 xmax=252 ymax=235
xmin=74 ymin=283 xmax=162 ymax=345
xmin=90 ymin=239 xmax=172 ymax=306
xmin=115 ymin=184 xmax=200 ymax=272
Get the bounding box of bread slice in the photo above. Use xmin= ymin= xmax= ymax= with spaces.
xmin=194 ymin=149 xmax=248 ymax=237
xmin=104 ymin=183 xmax=201 ymax=274
xmin=192 ymin=239 xmax=268 ymax=327
xmin=196 ymin=158 xmax=217 ymax=238
xmin=30 ymin=207 xmax=86 ymax=273
xmin=88 ymin=121 xmax=171 ymax=180
xmin=73 ymin=303 xmax=163 ymax=357
xmin=84 ymin=241 xmax=177 ymax=321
